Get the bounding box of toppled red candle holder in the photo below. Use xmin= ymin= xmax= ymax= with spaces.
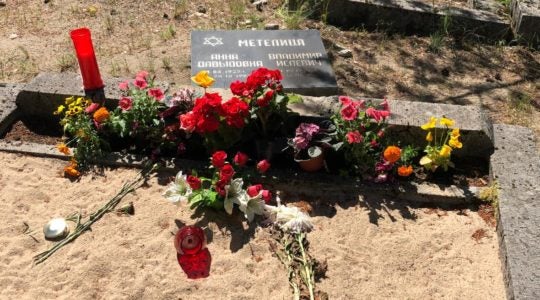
xmin=174 ymin=226 xmax=211 ymax=279
xmin=70 ymin=28 xmax=104 ymax=91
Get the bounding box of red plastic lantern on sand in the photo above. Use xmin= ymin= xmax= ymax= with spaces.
xmin=174 ymin=226 xmax=211 ymax=279
xmin=70 ymin=28 xmax=104 ymax=91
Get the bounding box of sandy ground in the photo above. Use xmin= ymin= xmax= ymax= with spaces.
xmin=0 ymin=152 xmax=505 ymax=299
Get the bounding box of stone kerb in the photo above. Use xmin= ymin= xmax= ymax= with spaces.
xmin=326 ymin=0 xmax=510 ymax=40
xmin=0 ymin=83 xmax=23 ymax=135
xmin=491 ymin=124 xmax=540 ymax=300
xmin=511 ymin=0 xmax=540 ymax=46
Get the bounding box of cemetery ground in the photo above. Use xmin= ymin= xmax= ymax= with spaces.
xmin=0 ymin=0 xmax=538 ymax=299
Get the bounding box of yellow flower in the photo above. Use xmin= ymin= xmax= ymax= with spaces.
xmin=426 ymin=131 xmax=433 ymax=142
xmin=421 ymin=117 xmax=438 ymax=130
xmin=57 ymin=143 xmax=70 ymax=155
xmin=75 ymin=97 xmax=84 ymax=106
xmin=54 ymin=105 xmax=65 ymax=115
xmin=65 ymin=96 xmax=75 ymax=105
xmin=449 ymin=136 xmax=462 ymax=149
xmin=64 ymin=164 xmax=80 ymax=177
xmin=451 ymin=128 xmax=460 ymax=138
xmin=440 ymin=117 xmax=455 ymax=127
xmin=191 ymin=70 xmax=214 ymax=88
xmin=439 ymin=145 xmax=452 ymax=157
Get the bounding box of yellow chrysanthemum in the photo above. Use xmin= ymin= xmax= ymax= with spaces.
xmin=449 ymin=137 xmax=463 ymax=149
xmin=426 ymin=131 xmax=433 ymax=142
xmin=421 ymin=117 xmax=438 ymax=130
xmin=440 ymin=117 xmax=455 ymax=127
xmin=191 ymin=70 xmax=215 ymax=88
xmin=439 ymin=145 xmax=452 ymax=157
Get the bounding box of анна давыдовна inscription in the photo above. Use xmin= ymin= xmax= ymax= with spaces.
xmin=191 ymin=30 xmax=337 ymax=96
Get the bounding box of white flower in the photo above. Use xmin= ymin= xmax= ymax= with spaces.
xmin=224 ymin=178 xmax=247 ymax=215
xmin=265 ymin=194 xmax=313 ymax=233
xmin=237 ymin=192 xmax=266 ymax=222
xmin=162 ymin=171 xmax=192 ymax=205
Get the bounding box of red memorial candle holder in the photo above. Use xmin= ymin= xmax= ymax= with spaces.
xmin=174 ymin=226 xmax=211 ymax=279
xmin=70 ymin=28 xmax=104 ymax=96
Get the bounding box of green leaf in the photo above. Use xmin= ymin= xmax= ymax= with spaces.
xmin=287 ymin=93 xmax=303 ymax=104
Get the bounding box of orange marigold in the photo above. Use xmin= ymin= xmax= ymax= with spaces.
xmin=397 ymin=165 xmax=413 ymax=177
xmin=64 ymin=164 xmax=80 ymax=177
xmin=383 ymin=146 xmax=401 ymax=163
xmin=57 ymin=143 xmax=70 ymax=155
xmin=93 ymin=107 xmax=110 ymax=123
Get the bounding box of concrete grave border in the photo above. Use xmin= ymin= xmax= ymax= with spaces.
xmin=1 ymin=73 xmax=539 ymax=299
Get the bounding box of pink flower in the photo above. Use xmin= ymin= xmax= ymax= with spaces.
xmin=370 ymin=139 xmax=379 ymax=148
xmin=256 ymin=159 xmax=271 ymax=173
xmin=119 ymin=97 xmax=133 ymax=111
xmin=233 ymin=152 xmax=249 ymax=167
xmin=380 ymin=98 xmax=390 ymax=111
xmin=134 ymin=77 xmax=148 ymax=89
xmin=366 ymin=107 xmax=390 ymax=122
xmin=339 ymin=96 xmax=353 ymax=106
xmin=148 ymin=88 xmax=164 ymax=101
xmin=346 ymin=131 xmax=363 ymax=144
xmin=136 ymin=70 xmax=149 ymax=79
xmin=85 ymin=103 xmax=100 ymax=114
xmin=340 ymin=104 xmax=358 ymax=121
xmin=118 ymin=81 xmax=129 ymax=91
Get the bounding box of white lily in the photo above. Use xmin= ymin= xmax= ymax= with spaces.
xmin=162 ymin=171 xmax=192 ymax=205
xmin=265 ymin=193 xmax=313 ymax=233
xmin=237 ymin=192 xmax=266 ymax=222
xmin=224 ymin=178 xmax=247 ymax=215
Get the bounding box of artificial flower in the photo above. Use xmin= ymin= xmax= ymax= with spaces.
xmin=163 ymin=171 xmax=192 ymax=205
xmin=219 ymin=164 xmax=235 ymax=182
xmin=421 ymin=117 xmax=437 ymax=130
xmin=383 ymin=146 xmax=401 ymax=163
xmin=237 ymin=192 xmax=266 ymax=222
xmin=186 ymin=175 xmax=202 ymax=190
xmin=191 ymin=70 xmax=215 ymax=88
xmin=224 ymin=178 xmax=246 ymax=215
xmin=397 ymin=165 xmax=413 ymax=177
xmin=257 ymin=159 xmax=271 ymax=173
xmin=440 ymin=117 xmax=455 ymax=127
xmin=93 ymin=107 xmax=110 ymax=123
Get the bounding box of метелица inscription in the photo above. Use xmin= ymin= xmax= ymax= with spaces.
xmin=191 ymin=30 xmax=337 ymax=96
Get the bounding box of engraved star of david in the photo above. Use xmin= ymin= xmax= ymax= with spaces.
xmin=203 ymin=36 xmax=223 ymax=47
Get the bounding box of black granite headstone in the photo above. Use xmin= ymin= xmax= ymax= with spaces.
xmin=191 ymin=30 xmax=337 ymax=96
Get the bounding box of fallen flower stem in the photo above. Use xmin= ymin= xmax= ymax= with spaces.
xmin=297 ymin=232 xmax=315 ymax=300
xmin=33 ymin=164 xmax=155 ymax=265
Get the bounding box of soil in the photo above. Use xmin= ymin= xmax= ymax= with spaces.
xmin=2 ymin=119 xmax=61 ymax=145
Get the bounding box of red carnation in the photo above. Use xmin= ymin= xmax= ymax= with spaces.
xmin=148 ymin=88 xmax=164 ymax=101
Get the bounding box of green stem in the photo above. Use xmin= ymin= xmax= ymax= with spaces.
xmin=297 ymin=233 xmax=315 ymax=300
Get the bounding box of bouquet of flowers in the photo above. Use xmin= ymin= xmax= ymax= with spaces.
xmin=331 ymin=96 xmax=390 ymax=174
xmin=419 ymin=116 xmax=462 ymax=172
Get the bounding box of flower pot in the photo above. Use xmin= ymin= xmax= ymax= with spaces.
xmin=296 ymin=153 xmax=325 ymax=172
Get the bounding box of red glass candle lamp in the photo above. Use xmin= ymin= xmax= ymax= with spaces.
xmin=70 ymin=28 xmax=105 ymax=101
xmin=174 ymin=226 xmax=211 ymax=279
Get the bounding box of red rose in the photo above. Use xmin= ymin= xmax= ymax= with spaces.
xmin=187 ymin=175 xmax=202 ymax=190
xmin=346 ymin=131 xmax=363 ymax=144
xmin=196 ymin=115 xmax=220 ymax=133
xmin=211 ymin=151 xmax=227 ymax=168
xmin=148 ymin=88 xmax=164 ymax=101
xmin=261 ymin=190 xmax=272 ymax=204
xmin=233 ymin=152 xmax=249 ymax=166
xmin=256 ymin=159 xmax=270 ymax=173
xmin=230 ymin=80 xmax=249 ymax=96
xmin=179 ymin=112 xmax=196 ymax=133
xmin=119 ymin=97 xmax=133 ymax=111
xmin=246 ymin=184 xmax=262 ymax=197
xmin=340 ymin=104 xmax=358 ymax=121
xmin=219 ymin=164 xmax=235 ymax=182
xmin=215 ymin=179 xmax=227 ymax=197
xmin=222 ymin=97 xmax=249 ymax=128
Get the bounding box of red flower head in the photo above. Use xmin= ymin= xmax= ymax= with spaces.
xmin=234 ymin=152 xmax=249 ymax=167
xmin=179 ymin=112 xmax=196 ymax=133
xmin=196 ymin=115 xmax=220 ymax=133
xmin=366 ymin=107 xmax=390 ymax=122
xmin=219 ymin=164 xmax=235 ymax=183
xmin=346 ymin=131 xmax=363 ymax=144
xmin=215 ymin=179 xmax=227 ymax=197
xmin=187 ymin=175 xmax=202 ymax=190
xmin=256 ymin=159 xmax=271 ymax=173
xmin=148 ymin=88 xmax=164 ymax=101
xmin=136 ymin=70 xmax=149 ymax=79
xmin=134 ymin=77 xmax=147 ymax=89
xmin=221 ymin=97 xmax=249 ymax=128
xmin=246 ymin=184 xmax=262 ymax=197
xmin=118 ymin=81 xmax=129 ymax=91
xmin=261 ymin=190 xmax=272 ymax=203
xmin=119 ymin=97 xmax=133 ymax=111
xmin=211 ymin=151 xmax=227 ymax=169
xmin=340 ymin=104 xmax=358 ymax=121
xmin=257 ymin=89 xmax=275 ymax=107
xmin=230 ymin=80 xmax=251 ymax=97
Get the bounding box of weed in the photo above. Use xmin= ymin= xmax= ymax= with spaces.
xmin=161 ymin=24 xmax=176 ymax=41
xmin=429 ymin=31 xmax=445 ymax=53
xmin=162 ymin=57 xmax=173 ymax=72
xmin=174 ymin=0 xmax=189 ymax=20
xmin=57 ymin=53 xmax=76 ymax=72
xmin=110 ymin=61 xmax=121 ymax=77
xmin=479 ymin=181 xmax=499 ymax=219
xmin=276 ymin=3 xmax=307 ymax=29
xmin=104 ymin=15 xmax=114 ymax=34
xmin=228 ymin=0 xmax=246 ymax=29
